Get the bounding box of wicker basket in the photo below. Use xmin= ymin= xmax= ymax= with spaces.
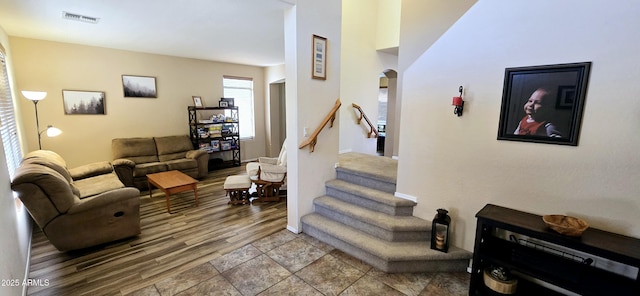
xmin=543 ymin=215 xmax=589 ymax=237
xmin=483 ymin=267 xmax=517 ymax=294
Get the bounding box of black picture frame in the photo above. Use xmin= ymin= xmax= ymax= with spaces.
xmin=497 ymin=62 xmax=591 ymax=146
xmin=220 ymin=97 xmax=234 ymax=107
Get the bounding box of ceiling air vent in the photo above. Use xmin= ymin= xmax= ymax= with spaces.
xmin=62 ymin=11 xmax=100 ymax=24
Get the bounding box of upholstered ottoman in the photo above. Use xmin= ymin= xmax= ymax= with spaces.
xmin=224 ymin=175 xmax=251 ymax=205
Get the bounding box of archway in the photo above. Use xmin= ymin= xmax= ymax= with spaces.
xmin=379 ymin=69 xmax=397 ymax=157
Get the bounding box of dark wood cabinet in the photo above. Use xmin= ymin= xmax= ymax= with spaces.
xmin=469 ymin=204 xmax=640 ymax=296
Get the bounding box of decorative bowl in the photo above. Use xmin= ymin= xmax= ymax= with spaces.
xmin=483 ymin=267 xmax=517 ymax=294
xmin=543 ymin=215 xmax=589 ymax=237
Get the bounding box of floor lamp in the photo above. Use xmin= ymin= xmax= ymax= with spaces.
xmin=22 ymin=91 xmax=62 ymax=150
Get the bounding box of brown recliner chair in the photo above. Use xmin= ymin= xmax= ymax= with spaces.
xmin=11 ymin=150 xmax=141 ymax=251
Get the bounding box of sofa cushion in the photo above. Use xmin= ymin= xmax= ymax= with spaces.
xmin=73 ymin=173 xmax=125 ymax=199
xmin=165 ymin=158 xmax=197 ymax=171
xmin=155 ymin=135 xmax=193 ymax=162
xmin=133 ymin=162 xmax=167 ymax=177
xmin=277 ymin=148 xmax=287 ymax=166
xmin=112 ymin=137 xmax=159 ymax=164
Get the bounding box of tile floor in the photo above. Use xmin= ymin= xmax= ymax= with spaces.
xmin=127 ymin=230 xmax=470 ymax=296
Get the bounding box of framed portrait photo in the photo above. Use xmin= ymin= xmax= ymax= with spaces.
xmin=192 ymin=96 xmax=203 ymax=107
xmin=497 ymin=62 xmax=591 ymax=146
xmin=312 ymin=34 xmax=327 ymax=80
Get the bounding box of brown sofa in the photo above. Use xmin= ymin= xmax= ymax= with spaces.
xmin=11 ymin=150 xmax=141 ymax=251
xmin=112 ymin=135 xmax=208 ymax=189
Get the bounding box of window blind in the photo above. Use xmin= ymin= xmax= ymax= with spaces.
xmin=0 ymin=45 xmax=23 ymax=179
xmin=223 ymin=76 xmax=255 ymax=139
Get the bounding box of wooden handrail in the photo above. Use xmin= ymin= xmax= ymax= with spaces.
xmin=351 ymin=103 xmax=379 ymax=138
xmin=299 ymin=98 xmax=342 ymax=152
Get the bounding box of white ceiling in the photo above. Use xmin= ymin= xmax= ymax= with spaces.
xmin=0 ymin=0 xmax=294 ymax=67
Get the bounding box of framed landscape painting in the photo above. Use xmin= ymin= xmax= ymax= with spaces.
xmin=497 ymin=62 xmax=591 ymax=146
xmin=62 ymin=90 xmax=106 ymax=115
xmin=122 ymin=75 xmax=157 ymax=98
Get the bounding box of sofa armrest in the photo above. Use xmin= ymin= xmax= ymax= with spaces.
xmin=186 ymin=149 xmax=207 ymax=160
xmin=186 ymin=150 xmax=209 ymax=178
xmin=68 ymin=187 xmax=140 ymax=214
xmin=112 ymin=158 xmax=136 ymax=167
xmin=69 ymin=161 xmax=114 ymax=181
xmin=258 ymin=157 xmax=278 ymax=165
xmin=112 ymin=158 xmax=136 ymax=187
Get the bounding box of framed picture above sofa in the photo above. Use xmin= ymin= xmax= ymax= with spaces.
xmin=62 ymin=90 xmax=106 ymax=115
xmin=122 ymin=75 xmax=157 ymax=98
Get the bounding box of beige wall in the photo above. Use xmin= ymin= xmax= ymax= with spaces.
xmin=394 ymin=0 xmax=477 ymax=156
xmin=375 ymin=0 xmax=401 ymax=50
xmin=397 ymin=0 xmax=640 ymax=251
xmin=340 ymin=0 xmax=399 ymax=155
xmin=0 ymin=27 xmax=31 ymax=296
xmin=285 ymin=0 xmax=342 ymax=233
xmin=10 ymin=37 xmax=267 ymax=168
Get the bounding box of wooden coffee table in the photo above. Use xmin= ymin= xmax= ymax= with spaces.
xmin=147 ymin=170 xmax=199 ymax=213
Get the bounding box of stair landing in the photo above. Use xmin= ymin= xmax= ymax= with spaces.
xmin=337 ymin=152 xmax=397 ymax=184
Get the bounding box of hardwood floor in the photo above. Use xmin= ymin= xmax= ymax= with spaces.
xmin=27 ymin=165 xmax=288 ymax=295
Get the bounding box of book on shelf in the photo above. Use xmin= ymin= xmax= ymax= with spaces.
xmin=198 ymin=143 xmax=213 ymax=152
xmin=210 ymin=140 xmax=220 ymax=151
xmin=221 ymin=141 xmax=231 ymax=150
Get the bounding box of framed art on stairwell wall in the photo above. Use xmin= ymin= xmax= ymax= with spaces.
xmin=312 ymin=34 xmax=327 ymax=80
xmin=496 ymin=62 xmax=591 ymax=146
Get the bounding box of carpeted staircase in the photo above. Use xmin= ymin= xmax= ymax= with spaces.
xmin=301 ymin=152 xmax=472 ymax=273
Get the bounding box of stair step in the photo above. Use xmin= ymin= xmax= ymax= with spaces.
xmin=336 ymin=167 xmax=396 ymax=194
xmin=301 ymin=213 xmax=472 ymax=273
xmin=314 ymin=195 xmax=430 ymax=242
xmin=325 ymin=179 xmax=415 ymax=216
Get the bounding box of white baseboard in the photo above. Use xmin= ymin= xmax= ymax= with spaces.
xmin=286 ymin=225 xmax=300 ymax=234
xmin=394 ymin=191 xmax=417 ymax=202
xmin=392 ymin=155 xmax=399 ymax=160
xmin=338 ymin=149 xmax=352 ymax=154
xmin=22 ymin=223 xmax=33 ymax=296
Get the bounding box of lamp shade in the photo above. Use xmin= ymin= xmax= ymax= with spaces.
xmin=22 ymin=91 xmax=47 ymax=101
xmin=45 ymin=126 xmax=62 ymax=137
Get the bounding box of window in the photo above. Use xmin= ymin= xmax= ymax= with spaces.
xmin=0 ymin=44 xmax=22 ymax=179
xmin=223 ymin=76 xmax=254 ymax=139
